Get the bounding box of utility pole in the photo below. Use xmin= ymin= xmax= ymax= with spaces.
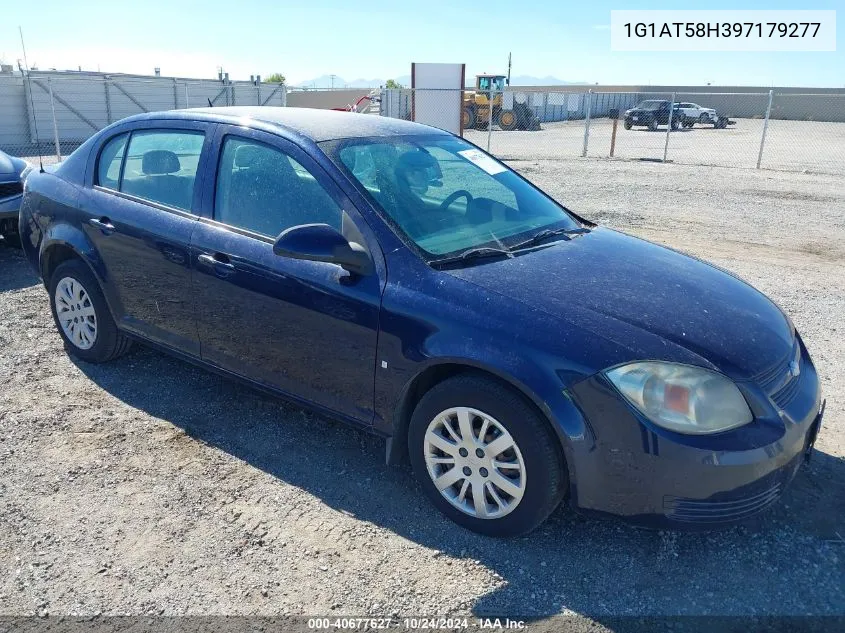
xmin=506 ymin=52 xmax=511 ymax=86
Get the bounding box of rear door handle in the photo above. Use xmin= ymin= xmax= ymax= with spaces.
xmin=88 ymin=217 xmax=115 ymax=235
xmin=198 ymin=252 xmax=235 ymax=276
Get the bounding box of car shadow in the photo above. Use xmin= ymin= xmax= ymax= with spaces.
xmin=71 ymin=347 xmax=845 ymax=621
xmin=0 ymin=243 xmax=40 ymax=292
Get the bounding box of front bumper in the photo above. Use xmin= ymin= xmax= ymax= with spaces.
xmin=626 ymin=114 xmax=653 ymax=125
xmin=0 ymin=194 xmax=22 ymax=219
xmin=563 ymin=343 xmax=823 ymax=529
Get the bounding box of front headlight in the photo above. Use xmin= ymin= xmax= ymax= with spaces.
xmin=20 ymin=163 xmax=33 ymax=185
xmin=606 ymin=362 xmax=753 ymax=435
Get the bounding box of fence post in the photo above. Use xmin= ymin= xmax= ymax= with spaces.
xmin=581 ymin=90 xmax=592 ymax=157
xmin=486 ymin=88 xmax=494 ymax=153
xmin=663 ymin=92 xmax=675 ymax=163
xmin=104 ymin=77 xmax=112 ymax=124
xmin=185 ymin=81 xmax=190 ymax=109
xmin=47 ymin=76 xmax=62 ymax=162
xmin=757 ymin=90 xmax=774 ymax=169
xmin=173 ymin=77 xmax=178 ymax=109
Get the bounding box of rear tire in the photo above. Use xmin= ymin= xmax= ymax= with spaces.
xmin=648 ymin=118 xmax=658 ymax=131
xmin=48 ymin=259 xmax=132 ymax=363
xmin=408 ymin=373 xmax=567 ymax=537
xmin=461 ymin=107 xmax=476 ymax=131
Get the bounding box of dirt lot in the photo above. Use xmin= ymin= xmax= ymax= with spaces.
xmin=465 ymin=118 xmax=845 ymax=175
xmin=1 ymin=156 xmax=844 ymax=624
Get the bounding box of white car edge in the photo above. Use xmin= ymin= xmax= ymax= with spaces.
xmin=677 ymin=103 xmax=717 ymax=123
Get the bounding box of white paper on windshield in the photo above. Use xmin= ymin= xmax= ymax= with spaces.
xmin=457 ymin=149 xmax=507 ymax=175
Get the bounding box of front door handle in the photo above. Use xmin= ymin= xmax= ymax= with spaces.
xmin=198 ymin=252 xmax=236 ymax=276
xmin=88 ymin=217 xmax=115 ymax=235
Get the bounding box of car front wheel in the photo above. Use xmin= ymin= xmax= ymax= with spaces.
xmin=49 ymin=259 xmax=132 ymax=363
xmin=408 ymin=374 xmax=567 ymax=537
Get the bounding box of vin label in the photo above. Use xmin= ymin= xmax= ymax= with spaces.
xmin=610 ymin=10 xmax=836 ymax=51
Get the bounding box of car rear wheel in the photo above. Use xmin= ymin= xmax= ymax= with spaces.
xmin=49 ymin=259 xmax=131 ymax=363
xmin=408 ymin=374 xmax=567 ymax=537
xmin=648 ymin=118 xmax=658 ymax=131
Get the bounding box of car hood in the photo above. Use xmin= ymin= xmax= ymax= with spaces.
xmin=445 ymin=228 xmax=793 ymax=380
xmin=0 ymin=151 xmax=27 ymax=179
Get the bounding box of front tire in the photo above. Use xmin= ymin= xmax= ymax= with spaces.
xmin=0 ymin=219 xmax=20 ymax=248
xmin=408 ymin=374 xmax=567 ymax=537
xmin=623 ymin=120 xmax=632 ymax=130
xmin=497 ymin=109 xmax=518 ymax=131
xmin=49 ymin=259 xmax=131 ymax=363
xmin=648 ymin=118 xmax=658 ymax=131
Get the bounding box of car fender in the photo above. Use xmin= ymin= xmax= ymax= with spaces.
xmin=38 ymin=222 xmax=122 ymax=320
xmin=384 ymin=342 xmax=594 ymax=488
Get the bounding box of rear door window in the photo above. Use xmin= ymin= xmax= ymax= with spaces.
xmin=120 ymin=130 xmax=205 ymax=211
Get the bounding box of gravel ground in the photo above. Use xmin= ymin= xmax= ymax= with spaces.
xmin=465 ymin=118 xmax=845 ymax=175
xmin=0 ymin=156 xmax=843 ymax=624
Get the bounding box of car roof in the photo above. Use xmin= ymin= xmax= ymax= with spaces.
xmin=122 ymin=107 xmax=451 ymax=143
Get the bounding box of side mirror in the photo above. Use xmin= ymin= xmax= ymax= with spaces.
xmin=273 ymin=223 xmax=373 ymax=276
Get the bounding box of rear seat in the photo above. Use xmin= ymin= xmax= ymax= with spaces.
xmin=122 ymin=149 xmax=195 ymax=211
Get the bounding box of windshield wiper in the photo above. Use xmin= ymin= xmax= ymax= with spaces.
xmin=429 ymin=246 xmax=513 ymax=268
xmin=511 ymin=227 xmax=590 ymax=251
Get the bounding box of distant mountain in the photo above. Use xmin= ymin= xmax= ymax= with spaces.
xmin=293 ymin=75 xmax=412 ymax=89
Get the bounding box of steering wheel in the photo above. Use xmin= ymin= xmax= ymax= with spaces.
xmin=439 ymin=190 xmax=473 ymax=212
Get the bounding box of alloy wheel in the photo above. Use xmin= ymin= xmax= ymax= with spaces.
xmin=423 ymin=406 xmax=526 ymax=519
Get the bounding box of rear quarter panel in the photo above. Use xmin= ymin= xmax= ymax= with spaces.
xmin=20 ymin=171 xmax=112 ymax=307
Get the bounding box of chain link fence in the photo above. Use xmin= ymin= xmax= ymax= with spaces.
xmin=0 ymin=71 xmax=286 ymax=165
xmin=380 ymin=87 xmax=845 ymax=176
xmin=1 ymin=74 xmax=843 ymax=176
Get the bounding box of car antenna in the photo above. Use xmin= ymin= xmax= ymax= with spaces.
xmin=19 ymin=26 xmax=44 ymax=173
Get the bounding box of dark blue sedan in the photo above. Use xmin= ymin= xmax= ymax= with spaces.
xmin=19 ymin=107 xmax=824 ymax=536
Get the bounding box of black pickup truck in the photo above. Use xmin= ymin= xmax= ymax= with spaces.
xmin=623 ymin=100 xmax=683 ymax=131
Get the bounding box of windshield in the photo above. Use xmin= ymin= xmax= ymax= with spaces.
xmin=323 ymin=135 xmax=580 ymax=259
xmin=634 ymin=100 xmax=664 ymax=110
xmin=477 ymin=76 xmax=505 ymax=92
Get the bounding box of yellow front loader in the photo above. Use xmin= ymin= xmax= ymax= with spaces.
xmin=461 ymin=74 xmax=540 ymax=131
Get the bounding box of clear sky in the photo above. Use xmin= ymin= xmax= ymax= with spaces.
xmin=1 ymin=0 xmax=842 ymax=87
